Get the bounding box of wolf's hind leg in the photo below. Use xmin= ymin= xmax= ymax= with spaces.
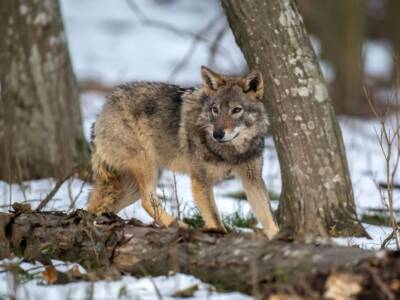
xmin=87 ymin=167 xmax=125 ymax=214
xmin=109 ymin=173 xmax=140 ymax=212
xmin=191 ymin=176 xmax=226 ymax=233
xmin=130 ymin=164 xmax=179 ymax=227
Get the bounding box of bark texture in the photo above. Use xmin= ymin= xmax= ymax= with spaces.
xmin=0 ymin=209 xmax=399 ymax=299
xmin=221 ymin=0 xmax=367 ymax=237
xmin=0 ymin=0 xmax=87 ymax=182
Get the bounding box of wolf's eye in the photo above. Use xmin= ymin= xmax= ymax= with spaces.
xmin=212 ymin=106 xmax=219 ymax=114
xmin=232 ymin=107 xmax=242 ymax=114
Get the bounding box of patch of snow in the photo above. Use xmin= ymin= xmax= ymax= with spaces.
xmin=339 ymin=116 xmax=400 ymax=210
xmin=319 ymin=60 xmax=335 ymax=82
xmin=0 ymin=178 xmax=90 ymax=212
xmin=0 ymin=260 xmax=251 ymax=300
xmin=363 ymin=40 xmax=393 ymax=78
xmin=309 ymin=35 xmax=321 ymax=57
xmin=80 ymin=92 xmax=106 ymax=140
xmin=334 ymin=223 xmax=395 ymax=250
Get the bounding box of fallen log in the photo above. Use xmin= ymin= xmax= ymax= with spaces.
xmin=0 ymin=208 xmax=399 ymax=299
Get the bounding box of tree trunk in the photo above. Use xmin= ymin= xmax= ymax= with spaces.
xmin=1 ymin=209 xmax=399 ymax=299
xmin=221 ymin=0 xmax=367 ymax=237
xmin=0 ymin=0 xmax=87 ymax=182
xmin=298 ymin=0 xmax=366 ymax=116
xmin=326 ymin=0 xmax=366 ymax=115
xmin=385 ymin=0 xmax=400 ymax=80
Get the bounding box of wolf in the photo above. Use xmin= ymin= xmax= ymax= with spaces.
xmin=87 ymin=66 xmax=279 ymax=239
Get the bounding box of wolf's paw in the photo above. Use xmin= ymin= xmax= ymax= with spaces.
xmin=159 ymin=219 xmax=189 ymax=230
xmin=202 ymin=225 xmax=228 ymax=234
xmin=177 ymin=221 xmax=189 ymax=229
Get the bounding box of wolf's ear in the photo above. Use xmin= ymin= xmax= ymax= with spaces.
xmin=201 ymin=66 xmax=225 ymax=92
xmin=241 ymin=70 xmax=264 ymax=100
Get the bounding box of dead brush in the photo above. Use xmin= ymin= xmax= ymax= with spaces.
xmin=365 ymin=66 xmax=400 ymax=249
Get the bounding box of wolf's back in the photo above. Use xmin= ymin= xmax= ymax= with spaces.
xmin=90 ymin=82 xmax=194 ymax=171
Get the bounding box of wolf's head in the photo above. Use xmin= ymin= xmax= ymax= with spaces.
xmin=199 ymin=66 xmax=269 ymax=146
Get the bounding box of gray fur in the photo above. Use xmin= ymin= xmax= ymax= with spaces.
xmin=87 ymin=66 xmax=279 ymax=238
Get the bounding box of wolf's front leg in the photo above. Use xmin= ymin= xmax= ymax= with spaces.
xmin=191 ymin=175 xmax=227 ymax=233
xmin=235 ymin=158 xmax=279 ymax=239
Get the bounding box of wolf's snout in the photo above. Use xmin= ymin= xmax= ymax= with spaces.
xmin=213 ymin=129 xmax=225 ymax=141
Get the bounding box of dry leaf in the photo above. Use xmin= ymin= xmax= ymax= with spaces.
xmin=172 ymin=284 xmax=198 ymax=298
xmin=268 ymin=294 xmax=303 ymax=300
xmin=70 ymin=265 xmax=81 ymax=277
xmin=11 ymin=202 xmax=32 ymax=213
xmin=324 ymin=272 xmax=363 ymax=300
xmin=42 ymin=266 xmax=58 ymax=284
xmin=390 ymin=279 xmax=400 ymax=291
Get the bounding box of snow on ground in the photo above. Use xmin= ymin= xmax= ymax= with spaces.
xmin=1 ymin=97 xmax=398 ymax=299
xmin=334 ymin=224 xmax=395 ymax=249
xmin=0 ymin=259 xmax=250 ymax=300
xmin=340 ymin=116 xmax=400 ymax=210
xmin=1 ymin=0 xmax=399 ymax=298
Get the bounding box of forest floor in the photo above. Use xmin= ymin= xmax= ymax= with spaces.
xmin=0 ymin=0 xmax=398 ymax=299
xmin=1 ymin=95 xmax=398 ymax=300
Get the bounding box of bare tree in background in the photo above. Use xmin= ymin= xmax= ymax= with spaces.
xmin=300 ymin=0 xmax=366 ymax=115
xmin=324 ymin=0 xmax=365 ymax=115
xmin=0 ymin=0 xmax=87 ymax=182
xmin=221 ymin=0 xmax=367 ymax=237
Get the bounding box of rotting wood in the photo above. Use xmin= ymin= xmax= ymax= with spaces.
xmin=0 ymin=208 xmax=399 ymax=299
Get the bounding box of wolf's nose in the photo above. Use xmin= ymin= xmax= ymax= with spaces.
xmin=213 ymin=129 xmax=225 ymax=141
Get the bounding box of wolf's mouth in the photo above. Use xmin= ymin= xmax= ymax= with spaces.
xmin=215 ymin=133 xmax=240 ymax=144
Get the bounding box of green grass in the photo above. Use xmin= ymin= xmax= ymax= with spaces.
xmin=361 ymin=213 xmax=391 ymax=226
xmin=183 ymin=212 xmax=204 ymax=229
xmin=222 ymin=211 xmax=257 ymax=231
xmin=183 ymin=209 xmax=257 ymax=232
xmin=272 ymin=266 xmax=289 ymax=283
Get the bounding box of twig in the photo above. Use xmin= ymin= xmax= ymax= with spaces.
xmin=68 ymin=179 xmax=87 ymax=211
xmin=138 ymin=265 xmax=163 ymax=300
xmin=378 ymin=182 xmax=400 ymax=189
xmin=0 ymin=262 xmax=69 ymax=274
xmin=168 ymin=13 xmax=223 ymax=80
xmin=381 ymin=229 xmax=397 ymax=249
xmin=0 ymin=198 xmax=62 ymax=209
xmin=126 ymin=0 xmax=214 ymax=43
xmin=15 ymin=157 xmax=27 ymax=203
xmin=172 ymin=173 xmax=181 ymax=220
xmin=366 ymin=265 xmax=395 ymax=300
xmin=365 ymin=85 xmax=400 ymax=249
xmin=125 ymin=0 xmax=238 ymax=79
xmin=208 ymin=24 xmax=229 ymax=67
xmin=35 ymin=167 xmax=77 ymax=212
